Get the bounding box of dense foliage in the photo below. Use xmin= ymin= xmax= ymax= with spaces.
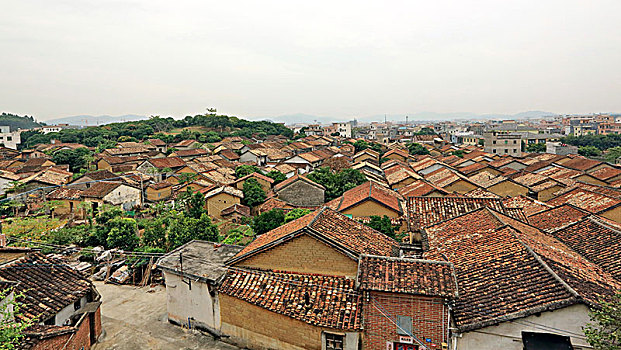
xmin=306 ymin=167 xmax=367 ymax=201
xmin=578 ymin=145 xmax=602 ymax=157
xmin=21 ymin=112 xmax=293 ymax=150
xmin=0 ymin=112 xmax=42 ymax=131
xmin=0 ymin=289 xmax=33 ymax=350
xmin=353 ymin=140 xmax=383 ymax=154
xmin=406 ymin=142 xmax=430 ymax=155
xmin=51 ymin=147 xmax=93 ymax=172
xmin=252 ymin=209 xmax=285 ymax=234
xmin=526 ymin=143 xmax=546 ymax=153
xmin=242 ymin=178 xmax=266 ymax=207
xmin=235 ymin=165 xmax=262 ymax=178
xmin=584 ymin=293 xmax=621 ymax=350
xmin=266 ymin=170 xmax=286 ymax=184
xmin=605 ymin=146 xmax=621 ymax=163
xmin=363 ymin=215 xmax=401 ymax=240
xmin=561 ymin=134 xmax=621 ymax=151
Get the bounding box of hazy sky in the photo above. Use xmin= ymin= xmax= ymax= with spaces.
xmin=1 ymin=0 xmax=620 ymax=121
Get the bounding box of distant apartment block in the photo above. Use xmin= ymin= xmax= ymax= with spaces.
xmin=483 ymin=131 xmax=522 ymax=156
xmin=546 ymin=142 xmax=578 ymax=155
xmin=0 ymin=126 xmax=21 ymax=149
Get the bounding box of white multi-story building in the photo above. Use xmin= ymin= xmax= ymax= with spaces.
xmin=0 ymin=126 xmax=21 ymax=149
xmin=332 ymin=122 xmax=352 ymax=138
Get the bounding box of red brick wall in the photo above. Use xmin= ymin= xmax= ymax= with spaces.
xmin=363 ymin=292 xmax=448 ymax=350
xmin=32 ymin=306 xmax=102 ymax=350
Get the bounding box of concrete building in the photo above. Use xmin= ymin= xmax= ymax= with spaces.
xmin=0 ymin=126 xmax=21 ymax=150
xmin=546 ymin=142 xmax=578 ymax=155
xmin=483 ymin=131 xmax=522 ymax=156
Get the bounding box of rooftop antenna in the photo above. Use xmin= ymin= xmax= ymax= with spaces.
xmin=384 ymin=114 xmax=387 ymax=123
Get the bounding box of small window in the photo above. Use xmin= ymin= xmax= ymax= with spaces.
xmin=44 ymin=316 xmax=55 ymax=325
xmin=492 ymin=140 xmax=496 ymax=144
xmin=396 ymin=315 xmax=413 ymax=336
xmin=504 ymin=149 xmax=508 ymax=153
xmin=74 ymin=300 xmax=81 ymax=311
xmin=6 ymin=136 xmax=11 ymax=141
xmin=513 ymin=149 xmax=517 ymax=153
xmin=325 ymin=333 xmax=344 ymax=350
xmin=492 ymin=149 xmax=496 ymax=153
xmin=513 ymin=140 xmax=517 ymax=144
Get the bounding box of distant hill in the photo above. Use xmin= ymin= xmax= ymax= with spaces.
xmin=259 ymin=111 xmax=557 ymax=124
xmin=0 ymin=112 xmax=43 ymax=131
xmin=44 ymin=114 xmax=148 ymax=126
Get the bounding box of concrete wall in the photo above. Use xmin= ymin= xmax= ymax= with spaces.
xmin=54 ymin=296 xmax=87 ymax=326
xmin=235 ymin=234 xmax=358 ymax=278
xmin=164 ymin=272 xmax=220 ymax=332
xmin=103 ymin=185 xmax=141 ymax=210
xmin=277 ymin=181 xmax=324 ymax=207
xmin=456 ymin=304 xmax=592 ymax=350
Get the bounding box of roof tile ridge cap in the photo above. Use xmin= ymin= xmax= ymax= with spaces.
xmin=507 ymin=226 xmax=580 ymax=300
xmin=360 ymin=253 xmax=454 ymax=266
xmin=587 ymin=215 xmax=621 ymax=235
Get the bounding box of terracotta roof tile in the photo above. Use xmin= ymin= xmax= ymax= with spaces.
xmin=230 ymin=208 xmax=398 ymax=263
xmin=502 ymin=195 xmax=552 ymax=216
xmin=358 ymin=255 xmax=457 ymax=298
xmin=329 ymin=182 xmax=401 ymax=214
xmin=148 ymin=157 xmax=187 ymax=169
xmin=407 ymin=197 xmax=509 ymax=230
xmin=220 ymin=269 xmax=362 ymax=330
xmin=273 ymin=174 xmax=325 ymax=192
xmin=547 ymin=188 xmax=621 ymax=213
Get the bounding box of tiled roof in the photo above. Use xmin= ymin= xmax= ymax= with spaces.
xmin=463 ymin=187 xmax=501 ymax=198
xmin=77 ymin=169 xmax=117 ymax=181
xmin=549 ymin=216 xmax=621 ymax=280
xmin=148 ymin=157 xmax=187 ymax=169
xmin=229 ymin=207 xmax=398 ymax=264
xmin=47 ymin=187 xmax=83 ymax=200
xmin=0 ymin=252 xmax=93 ymax=323
xmin=218 ymin=149 xmax=240 ymax=161
xmin=173 ymin=139 xmax=199 ymax=147
xmin=203 ymin=185 xmax=243 ymax=199
xmin=458 ymin=162 xmax=489 ymax=175
xmin=358 ymin=255 xmax=457 ymax=298
xmin=172 ymin=148 xmax=209 ymax=157
xmin=424 ymin=167 xmax=474 ymax=189
xmin=423 ymin=208 xmax=621 ymax=332
xmin=383 ymin=149 xmax=409 ymax=159
xmin=589 ymin=166 xmax=621 ymax=182
xmin=527 ymin=204 xmax=589 ymax=232
xmin=148 ymin=181 xmax=172 ymax=190
xmin=407 ymin=197 xmax=508 ymax=230
xmin=468 ymin=172 xmax=508 ymax=189
xmin=273 ymin=174 xmax=325 ymax=192
xmin=221 ymin=203 xmax=251 ymax=217
xmin=547 ymin=188 xmax=621 ymax=213
xmin=327 ymin=182 xmax=401 ymax=214
xmin=511 ymin=172 xmax=549 ymax=187
xmin=81 ymin=182 xmax=123 ymax=198
xmin=147 ymin=138 xmax=166 ymax=146
xmin=502 ymin=195 xmax=552 ymax=216
xmin=22 ymin=168 xmax=73 ymax=186
xmin=220 ymin=268 xmax=362 ymax=330
xmin=561 ymin=157 xmax=602 ymax=171
xmin=156 ymin=240 xmax=243 ymax=282
xmin=385 ymin=166 xmax=420 ymax=186
xmin=397 ymin=180 xmax=449 ymax=198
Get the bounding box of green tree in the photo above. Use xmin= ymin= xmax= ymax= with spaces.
xmin=242 ymin=178 xmax=266 ymax=207
xmin=106 ymin=218 xmax=139 ymax=251
xmin=252 ymin=209 xmax=285 ymax=234
xmin=604 ymin=146 xmax=621 ymax=163
xmin=415 ymin=127 xmax=436 ymax=135
xmin=526 ymin=143 xmax=547 ymax=153
xmin=141 ymin=217 xmax=167 ymax=248
xmin=364 ymin=215 xmax=400 ymax=240
xmin=307 ymin=167 xmax=367 ymax=201
xmin=266 ymin=170 xmax=286 ymax=184
xmin=407 ymin=142 xmax=430 ymax=155
xmin=584 ymin=293 xmax=621 ymax=350
xmin=167 ymin=212 xmax=219 ymax=249
xmin=51 ymin=147 xmax=92 ymax=172
xmin=284 ymin=208 xmax=311 ymax=223
xmin=579 ymin=145 xmax=602 ymax=157
xmin=0 ymin=289 xmax=34 ymax=350
xmin=451 ymin=150 xmax=464 ymax=158
xmin=178 ymin=189 xmax=206 ymax=219
xmin=235 ymin=165 xmax=262 ymax=178
xmin=353 ymin=140 xmax=369 ymax=153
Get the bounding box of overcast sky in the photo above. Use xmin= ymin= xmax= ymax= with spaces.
xmin=1 ymin=0 xmax=620 ymax=121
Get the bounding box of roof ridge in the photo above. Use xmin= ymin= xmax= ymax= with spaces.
xmin=506 ymin=227 xmax=580 ymax=300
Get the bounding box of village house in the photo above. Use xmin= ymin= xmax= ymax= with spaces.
xmin=273 ymin=174 xmax=325 ymax=207
xmin=81 ymin=181 xmax=141 ymax=212
xmin=156 ymin=241 xmax=243 ymax=335
xmin=147 ymin=138 xmax=168 ymax=153
xmin=46 ymin=187 xmax=86 ymax=219
xmin=136 ymin=157 xmax=187 ymax=182
xmin=172 ymin=139 xmax=202 ymax=150
xmin=352 ymin=149 xmax=380 ymax=165
xmin=326 ymin=181 xmax=402 ymax=219
xmin=203 ymin=186 xmax=243 ymax=219
xmin=229 ymin=172 xmax=274 ymax=193
xmin=146 ymin=181 xmax=173 ymax=202
xmin=70 ymin=169 xmax=119 ymax=190
xmin=0 ymin=247 xmax=102 ymax=350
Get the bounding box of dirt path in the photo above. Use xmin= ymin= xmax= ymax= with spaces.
xmin=92 ymin=282 xmax=238 ymax=350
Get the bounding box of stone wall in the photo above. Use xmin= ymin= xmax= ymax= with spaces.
xmin=277 ymin=181 xmax=324 ymax=207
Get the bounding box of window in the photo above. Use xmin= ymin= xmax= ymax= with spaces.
xmin=74 ymin=300 xmax=81 ymax=311
xmin=325 ymin=333 xmax=344 ymax=350
xmin=492 ymin=149 xmax=496 ymax=153
xmin=504 ymin=149 xmax=508 ymax=153
xmin=44 ymin=316 xmax=55 ymax=325
xmin=492 ymin=140 xmax=496 ymax=144
xmin=513 ymin=140 xmax=516 ymax=144
xmin=513 ymin=149 xmax=517 ymax=153
xmin=396 ymin=315 xmax=413 ymax=336
xmin=7 ymin=136 xmax=11 ymax=141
